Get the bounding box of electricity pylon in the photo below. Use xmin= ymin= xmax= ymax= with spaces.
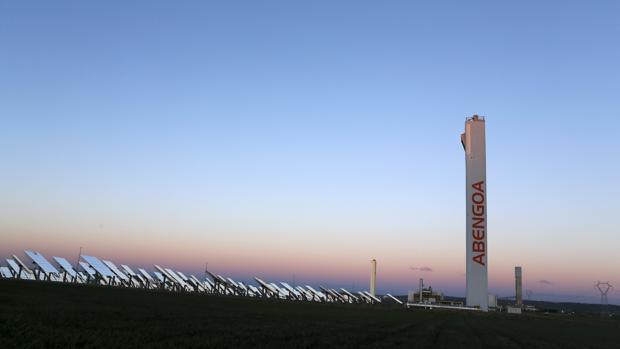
xmin=595 ymin=281 xmax=613 ymax=316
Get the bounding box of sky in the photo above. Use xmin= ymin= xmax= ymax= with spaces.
xmin=1 ymin=1 xmax=619 ymax=304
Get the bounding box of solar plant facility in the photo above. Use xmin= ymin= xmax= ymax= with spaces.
xmin=0 ymin=249 xmax=400 ymax=306
xmin=0 ymin=118 xmax=496 ymax=313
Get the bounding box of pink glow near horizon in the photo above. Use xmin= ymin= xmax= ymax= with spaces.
xmin=2 ymin=234 xmax=617 ymax=304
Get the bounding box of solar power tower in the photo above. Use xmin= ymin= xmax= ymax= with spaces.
xmin=515 ymin=266 xmax=523 ymax=306
xmin=461 ymin=115 xmax=489 ymax=311
xmin=370 ymin=259 xmax=377 ymax=297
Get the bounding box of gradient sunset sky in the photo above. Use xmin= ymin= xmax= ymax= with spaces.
xmin=1 ymin=1 xmax=619 ymax=304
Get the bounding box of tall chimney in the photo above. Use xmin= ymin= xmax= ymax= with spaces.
xmin=515 ymin=266 xmax=522 ymax=306
xmin=419 ymin=278 xmax=424 ymax=303
xmin=370 ymin=259 xmax=377 ymax=296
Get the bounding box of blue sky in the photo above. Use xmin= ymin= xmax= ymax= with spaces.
xmin=1 ymin=1 xmax=619 ymax=303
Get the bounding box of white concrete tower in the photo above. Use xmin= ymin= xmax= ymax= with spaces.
xmin=515 ymin=266 xmax=523 ymax=306
xmin=370 ymin=259 xmax=377 ymax=296
xmin=461 ymin=115 xmax=489 ymax=311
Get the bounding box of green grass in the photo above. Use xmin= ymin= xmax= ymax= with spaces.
xmin=1 ymin=279 xmax=619 ymax=348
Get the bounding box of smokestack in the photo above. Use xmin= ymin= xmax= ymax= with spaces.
xmin=462 ymin=115 xmax=489 ymax=311
xmin=419 ymin=278 xmax=424 ymax=303
xmin=515 ymin=266 xmax=522 ymax=306
xmin=370 ymin=259 xmax=377 ymax=296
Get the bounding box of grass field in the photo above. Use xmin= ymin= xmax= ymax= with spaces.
xmin=1 ymin=279 xmax=619 ymax=348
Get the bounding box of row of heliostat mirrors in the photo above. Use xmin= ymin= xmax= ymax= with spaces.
xmin=0 ymin=250 xmax=400 ymax=305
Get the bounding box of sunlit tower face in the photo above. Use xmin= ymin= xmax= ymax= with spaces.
xmin=461 ymin=115 xmax=489 ymax=311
